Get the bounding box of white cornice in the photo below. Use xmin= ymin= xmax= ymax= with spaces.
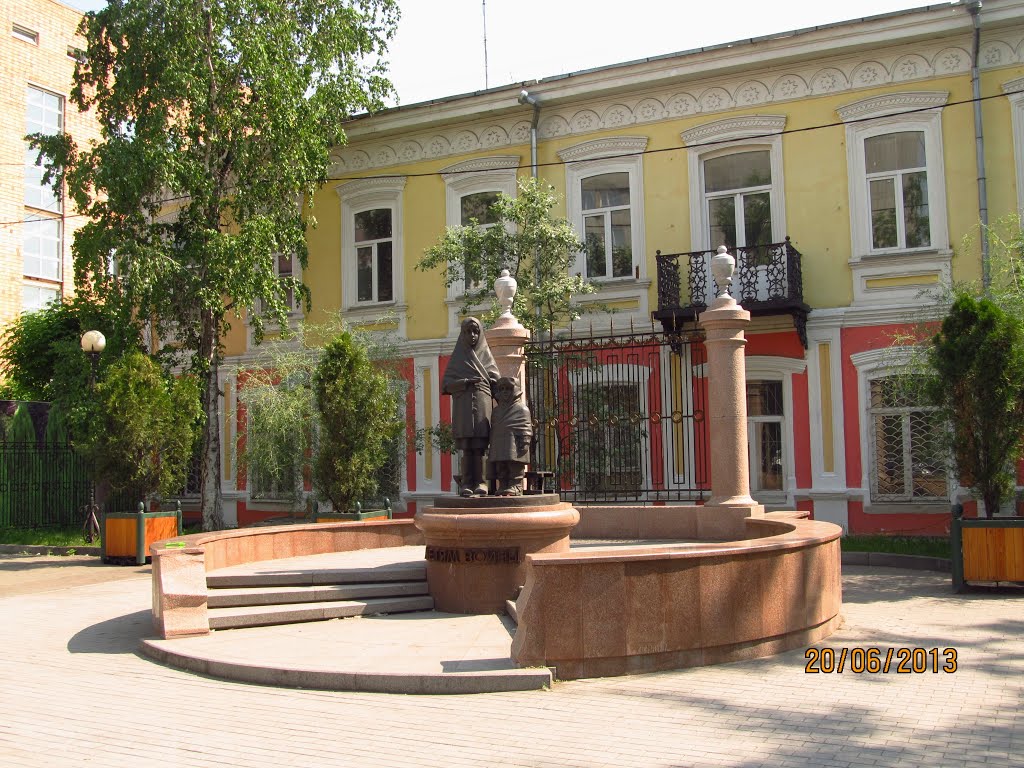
xmin=836 ymin=90 xmax=949 ymax=122
xmin=334 ymin=175 xmax=407 ymax=199
xmin=557 ymin=136 xmax=648 ymax=162
xmin=1003 ymin=76 xmax=1024 ymax=96
xmin=439 ymin=155 xmax=521 ymax=182
xmin=680 ymin=115 xmax=786 ymax=146
xmin=849 ymin=345 xmax=920 ymax=372
xmin=329 ymin=34 xmax=1015 ymax=174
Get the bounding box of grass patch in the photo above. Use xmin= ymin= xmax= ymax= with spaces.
xmin=0 ymin=526 xmax=96 ymax=548
xmin=841 ymin=535 xmax=950 ymax=559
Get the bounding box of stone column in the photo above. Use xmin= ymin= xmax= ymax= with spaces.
xmin=697 ymin=247 xmax=764 ymax=538
xmin=485 ymin=269 xmax=531 ymax=388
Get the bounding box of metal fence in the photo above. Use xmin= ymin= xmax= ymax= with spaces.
xmin=525 ymin=330 xmax=709 ymax=504
xmin=0 ymin=443 xmax=94 ymax=528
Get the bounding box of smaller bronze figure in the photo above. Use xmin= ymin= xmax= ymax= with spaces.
xmin=442 ymin=317 xmax=500 ymax=497
xmin=488 ymin=376 xmax=533 ymax=496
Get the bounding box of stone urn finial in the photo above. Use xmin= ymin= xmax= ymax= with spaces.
xmin=495 ymin=268 xmax=517 ymax=318
xmin=711 ymin=245 xmax=735 ymax=299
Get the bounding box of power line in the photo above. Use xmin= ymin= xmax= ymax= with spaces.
xmin=0 ymin=88 xmax=1019 ymax=228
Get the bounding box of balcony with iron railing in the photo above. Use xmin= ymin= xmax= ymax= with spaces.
xmin=653 ymin=238 xmax=810 ymax=347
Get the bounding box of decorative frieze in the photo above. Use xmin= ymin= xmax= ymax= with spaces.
xmin=330 ymin=38 xmax=1020 ymax=175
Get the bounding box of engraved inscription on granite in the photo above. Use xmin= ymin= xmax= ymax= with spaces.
xmin=425 ymin=546 xmax=521 ymax=564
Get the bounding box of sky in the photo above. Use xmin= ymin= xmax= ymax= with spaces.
xmin=63 ymin=0 xmax=947 ymax=106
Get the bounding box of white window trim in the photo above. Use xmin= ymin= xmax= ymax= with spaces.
xmin=22 ymin=215 xmax=62 ymax=282
xmin=12 ymin=24 xmax=39 ymax=45
xmin=336 ymin=176 xmax=406 ymax=322
xmin=21 ymin=282 xmax=59 ymax=313
xmin=850 ymin=346 xmax=954 ymax=508
xmin=440 ymin=156 xmax=519 ymax=333
xmin=682 ymin=115 xmax=788 ymax=253
xmin=838 ymin=91 xmax=949 ymax=262
xmin=744 ymin=356 xmax=806 ymax=508
xmin=1003 ymin=77 xmax=1024 ymax=215
xmin=560 ymin=136 xmax=647 ymax=283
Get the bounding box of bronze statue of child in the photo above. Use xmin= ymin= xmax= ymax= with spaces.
xmin=442 ymin=317 xmax=500 ymax=497
xmin=488 ymin=376 xmax=533 ymax=496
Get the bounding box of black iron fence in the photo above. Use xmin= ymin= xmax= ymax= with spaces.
xmin=0 ymin=442 xmax=93 ymax=528
xmin=525 ymin=330 xmax=709 ymax=504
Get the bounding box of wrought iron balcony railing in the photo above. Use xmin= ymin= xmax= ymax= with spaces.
xmin=653 ymin=238 xmax=810 ymax=347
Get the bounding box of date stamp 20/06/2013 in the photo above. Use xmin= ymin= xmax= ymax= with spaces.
xmin=805 ymin=647 xmax=958 ymax=674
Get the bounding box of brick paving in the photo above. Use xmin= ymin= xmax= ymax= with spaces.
xmin=0 ymin=555 xmax=1022 ymax=767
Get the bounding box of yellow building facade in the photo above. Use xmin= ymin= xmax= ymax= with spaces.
xmin=222 ymin=1 xmax=1024 ymax=533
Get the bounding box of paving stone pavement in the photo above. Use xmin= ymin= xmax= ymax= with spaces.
xmin=0 ymin=555 xmax=1022 ymax=768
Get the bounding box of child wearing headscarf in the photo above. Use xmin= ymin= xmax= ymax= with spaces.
xmin=488 ymin=376 xmax=533 ymax=496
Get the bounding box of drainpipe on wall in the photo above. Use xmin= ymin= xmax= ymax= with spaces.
xmin=968 ymin=1 xmax=991 ymax=292
xmin=518 ymin=89 xmax=540 ymax=180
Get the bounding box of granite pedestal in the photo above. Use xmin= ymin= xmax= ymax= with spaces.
xmin=414 ymin=494 xmax=579 ymax=614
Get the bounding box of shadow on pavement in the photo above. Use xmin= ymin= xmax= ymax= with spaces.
xmin=68 ymin=610 xmax=152 ymax=655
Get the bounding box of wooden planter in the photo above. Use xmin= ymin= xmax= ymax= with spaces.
xmin=315 ymin=500 xmax=393 ymax=523
xmin=951 ymin=512 xmax=1024 ymax=591
xmin=103 ymin=503 xmax=182 ymax=565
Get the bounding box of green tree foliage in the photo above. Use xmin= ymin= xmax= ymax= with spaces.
xmin=0 ymin=295 xmax=138 ymax=406
xmin=30 ymin=0 xmax=399 ymax=530
xmin=80 ymin=352 xmax=202 ymax=503
xmin=8 ymin=406 xmax=38 ymax=445
xmin=238 ymin=346 xmax=317 ymax=512
xmin=927 ymin=293 xmax=1024 ymax=517
xmin=312 ymin=332 xmax=403 ymax=513
xmin=418 ymin=177 xmax=596 ymax=337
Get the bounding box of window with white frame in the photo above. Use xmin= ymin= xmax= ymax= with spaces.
xmin=25 ymin=87 xmax=63 ymax=213
xmin=704 ymin=150 xmax=774 ymax=254
xmin=742 ymin=356 xmax=805 ymax=503
xmin=1002 ymin=78 xmax=1024 ymax=213
xmin=867 ymin=376 xmax=947 ymax=502
xmin=582 ymin=172 xmax=633 ymax=279
xmin=838 ymin=91 xmax=949 ymax=259
xmin=560 ymin=137 xmax=646 ymax=282
xmin=682 ymin=116 xmax=787 ymax=253
xmin=354 ymin=208 xmax=393 ymax=304
xmin=441 ymin=156 xmax=518 ymax=299
xmin=22 ymin=283 xmax=59 ymax=313
xmin=274 ymin=253 xmax=301 ymax=312
xmin=13 ymin=24 xmax=39 ymax=45
xmin=746 ymin=379 xmax=784 ymax=493
xmin=864 ymin=132 xmax=930 ymax=251
xmin=337 ymin=177 xmax=405 ymax=312
xmin=22 ymin=216 xmax=61 ymax=280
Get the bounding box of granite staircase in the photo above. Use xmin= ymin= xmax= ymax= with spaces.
xmin=205 ymin=559 xmax=433 ymax=630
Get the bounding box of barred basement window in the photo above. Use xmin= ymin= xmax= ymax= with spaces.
xmin=868 ymin=377 xmax=947 ymax=502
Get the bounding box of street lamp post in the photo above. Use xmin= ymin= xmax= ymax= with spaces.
xmin=80 ymin=330 xmax=106 ymax=543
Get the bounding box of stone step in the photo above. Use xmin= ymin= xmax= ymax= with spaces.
xmin=207 ymin=562 xmax=426 ymax=588
xmin=207 ymin=581 xmax=429 ymax=608
xmin=208 ymin=595 xmax=435 ymax=630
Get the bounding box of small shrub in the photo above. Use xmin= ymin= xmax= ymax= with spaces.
xmin=312 ymin=332 xmax=403 ymax=513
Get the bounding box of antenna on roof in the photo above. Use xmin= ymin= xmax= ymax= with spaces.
xmin=482 ymin=0 xmax=489 ymax=89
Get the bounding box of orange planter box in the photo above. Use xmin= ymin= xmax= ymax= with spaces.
xmin=952 ymin=514 xmax=1024 ymax=590
xmin=103 ymin=511 xmax=180 ymax=563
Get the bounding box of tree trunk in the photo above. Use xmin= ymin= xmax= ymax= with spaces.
xmin=199 ymin=314 xmax=224 ymax=531
xmin=983 ymin=488 xmax=999 ymax=519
